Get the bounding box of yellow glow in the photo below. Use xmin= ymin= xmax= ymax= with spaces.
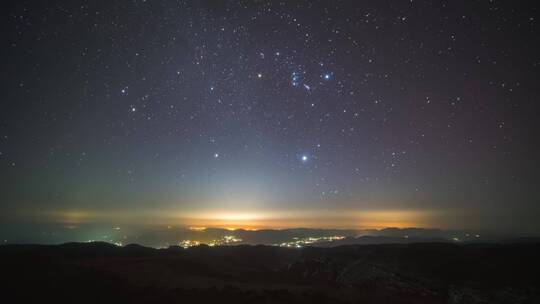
xmin=205 ymin=212 xmax=264 ymax=221
xmin=32 ymin=207 xmax=450 ymax=230
xmin=188 ymin=226 xmax=207 ymax=231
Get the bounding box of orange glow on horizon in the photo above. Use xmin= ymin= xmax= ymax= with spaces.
xmin=28 ymin=207 xmax=446 ymax=230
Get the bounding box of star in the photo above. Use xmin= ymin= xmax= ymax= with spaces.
xmin=301 ymin=155 xmax=308 ymax=162
xmin=322 ymin=73 xmax=331 ymax=80
xmin=214 ymin=153 xmax=219 ymax=158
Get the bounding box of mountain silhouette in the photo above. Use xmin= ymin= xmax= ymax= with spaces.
xmin=1 ymin=241 xmax=539 ymax=303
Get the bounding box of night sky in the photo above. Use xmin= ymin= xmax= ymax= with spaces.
xmin=1 ymin=1 xmax=539 ymax=233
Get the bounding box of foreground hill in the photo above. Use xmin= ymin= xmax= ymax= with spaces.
xmin=1 ymin=242 xmax=539 ymax=303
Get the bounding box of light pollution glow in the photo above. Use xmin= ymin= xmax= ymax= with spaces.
xmin=26 ymin=208 xmax=448 ymax=230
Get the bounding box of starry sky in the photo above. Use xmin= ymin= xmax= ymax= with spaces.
xmin=1 ymin=1 xmax=539 ymax=233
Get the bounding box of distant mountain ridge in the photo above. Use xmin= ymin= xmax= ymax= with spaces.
xmin=1 ymin=225 xmax=532 ymax=248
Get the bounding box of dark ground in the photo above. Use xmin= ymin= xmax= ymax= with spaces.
xmin=1 ymin=242 xmax=539 ymax=303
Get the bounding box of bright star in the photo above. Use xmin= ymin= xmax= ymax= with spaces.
xmin=301 ymin=155 xmax=308 ymax=162
xmin=214 ymin=153 xmax=219 ymax=158
xmin=323 ymin=73 xmax=331 ymax=80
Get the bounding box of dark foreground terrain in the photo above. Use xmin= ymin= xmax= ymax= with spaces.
xmin=1 ymin=242 xmax=539 ymax=304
